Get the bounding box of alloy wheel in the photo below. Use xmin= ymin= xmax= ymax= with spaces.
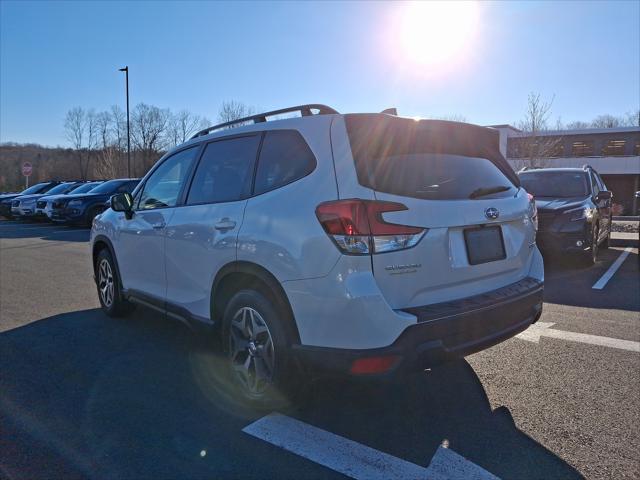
xmin=228 ymin=306 xmax=275 ymax=398
xmin=98 ymin=258 xmax=115 ymax=308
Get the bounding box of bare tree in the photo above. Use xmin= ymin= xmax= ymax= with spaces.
xmin=513 ymin=93 xmax=563 ymax=169
xmin=430 ymin=114 xmax=468 ymax=122
xmin=623 ymin=109 xmax=640 ymax=127
xmin=110 ymin=105 xmax=127 ymax=151
xmin=565 ymin=120 xmax=590 ymax=130
xmin=131 ymin=103 xmax=169 ymax=174
xmin=64 ymin=107 xmax=91 ymax=179
xmin=93 ymin=110 xmax=118 ymax=179
xmin=217 ymin=100 xmax=254 ymax=128
xmin=590 ymin=114 xmax=621 ymax=129
xmin=166 ymin=110 xmax=211 ymax=147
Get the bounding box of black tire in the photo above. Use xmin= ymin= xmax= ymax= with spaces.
xmin=601 ymin=222 xmax=611 ymax=249
xmin=95 ymin=249 xmax=135 ymax=317
xmin=222 ymin=288 xmax=299 ymax=409
xmin=581 ymin=224 xmax=599 ymax=266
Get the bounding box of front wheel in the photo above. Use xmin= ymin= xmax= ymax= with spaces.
xmin=581 ymin=225 xmax=599 ymax=266
xmin=95 ymin=249 xmax=135 ymax=317
xmin=222 ymin=289 xmax=298 ymax=409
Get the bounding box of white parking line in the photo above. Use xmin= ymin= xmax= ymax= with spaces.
xmin=517 ymin=322 xmax=640 ymax=352
xmin=592 ymin=247 xmax=633 ymax=290
xmin=243 ymin=413 xmax=499 ymax=480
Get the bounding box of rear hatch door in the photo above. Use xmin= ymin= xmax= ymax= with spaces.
xmin=345 ymin=114 xmax=535 ymax=309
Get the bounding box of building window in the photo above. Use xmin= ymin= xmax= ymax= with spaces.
xmin=549 ymin=143 xmax=564 ymax=157
xmin=602 ymin=140 xmax=626 ymax=156
xmin=634 ymin=142 xmax=640 ymax=156
xmin=572 ymin=141 xmax=594 ymax=156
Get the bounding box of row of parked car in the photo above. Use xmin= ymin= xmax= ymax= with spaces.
xmin=0 ymin=178 xmax=139 ymax=226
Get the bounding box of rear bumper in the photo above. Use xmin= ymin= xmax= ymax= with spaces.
xmin=292 ymin=277 xmax=543 ymax=376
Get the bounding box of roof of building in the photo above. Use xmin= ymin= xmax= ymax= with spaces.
xmin=507 ymin=125 xmax=640 ymax=138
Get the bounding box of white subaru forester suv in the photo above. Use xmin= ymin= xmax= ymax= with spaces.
xmin=91 ymin=104 xmax=543 ymax=406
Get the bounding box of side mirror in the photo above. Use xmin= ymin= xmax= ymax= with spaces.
xmin=111 ymin=192 xmax=134 ymax=217
xmin=596 ymin=191 xmax=612 ymax=201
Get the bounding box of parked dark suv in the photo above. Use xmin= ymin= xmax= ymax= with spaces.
xmin=51 ymin=179 xmax=139 ymax=226
xmin=518 ymin=166 xmax=612 ymax=265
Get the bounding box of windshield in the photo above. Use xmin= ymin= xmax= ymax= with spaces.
xmin=519 ymin=171 xmax=589 ymax=198
xmin=20 ymin=182 xmax=51 ymax=195
xmin=71 ymin=182 xmax=102 ymax=194
xmin=45 ymin=183 xmax=75 ymax=195
xmin=88 ymin=180 xmax=125 ymax=194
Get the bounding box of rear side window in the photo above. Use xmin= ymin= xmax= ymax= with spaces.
xmin=254 ymin=130 xmax=316 ymax=195
xmin=187 ymin=135 xmax=260 ymax=205
xmin=345 ymin=115 xmax=517 ymax=200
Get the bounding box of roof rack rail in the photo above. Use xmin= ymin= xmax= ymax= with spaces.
xmin=582 ymin=164 xmax=593 ymax=171
xmin=519 ymin=166 xmax=529 ymax=172
xmin=191 ymin=104 xmax=339 ymax=139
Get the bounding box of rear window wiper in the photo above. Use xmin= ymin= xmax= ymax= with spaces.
xmin=468 ymin=185 xmax=511 ymax=199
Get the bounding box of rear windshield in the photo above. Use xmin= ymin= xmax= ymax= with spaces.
xmin=345 ymin=115 xmax=518 ymax=200
xmin=519 ymin=172 xmax=589 ymax=198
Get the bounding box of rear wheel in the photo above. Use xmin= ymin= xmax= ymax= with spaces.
xmin=222 ymin=289 xmax=298 ymax=409
xmin=95 ymin=249 xmax=135 ymax=317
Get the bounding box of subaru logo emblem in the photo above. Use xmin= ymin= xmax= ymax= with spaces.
xmin=485 ymin=207 xmax=499 ymax=220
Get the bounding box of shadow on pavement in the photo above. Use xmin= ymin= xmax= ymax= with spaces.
xmin=542 ymin=247 xmax=639 ymax=312
xmin=1 ymin=308 xmax=582 ymax=479
xmin=0 ymin=220 xmax=89 ymax=243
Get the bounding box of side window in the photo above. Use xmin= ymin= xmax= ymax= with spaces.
xmin=138 ymin=147 xmax=199 ymax=210
xmin=595 ymin=173 xmax=607 ymax=192
xmin=187 ymin=135 xmax=260 ymax=205
xmin=254 ymin=130 xmax=317 ymax=195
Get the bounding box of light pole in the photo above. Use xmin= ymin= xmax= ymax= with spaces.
xmin=118 ymin=66 xmax=131 ymax=177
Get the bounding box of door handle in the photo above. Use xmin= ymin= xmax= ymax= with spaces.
xmin=214 ymin=219 xmax=236 ymax=231
xmin=152 ymin=222 xmax=166 ymax=230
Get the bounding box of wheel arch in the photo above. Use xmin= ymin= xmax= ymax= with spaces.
xmin=92 ymin=235 xmax=124 ymax=289
xmin=211 ymin=261 xmax=301 ymax=344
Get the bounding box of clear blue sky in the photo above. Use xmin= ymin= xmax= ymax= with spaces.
xmin=1 ymin=0 xmax=638 ymax=147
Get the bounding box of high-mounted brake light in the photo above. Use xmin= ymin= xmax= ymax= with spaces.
xmin=315 ymin=199 xmax=426 ymax=255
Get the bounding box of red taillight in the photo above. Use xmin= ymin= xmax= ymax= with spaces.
xmin=316 ymin=199 xmax=425 ymax=255
xmin=350 ymin=355 xmax=401 ymax=375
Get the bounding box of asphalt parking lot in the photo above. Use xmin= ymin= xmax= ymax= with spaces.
xmin=1 ymin=220 xmax=638 ymax=480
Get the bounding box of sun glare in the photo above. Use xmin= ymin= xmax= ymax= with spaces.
xmin=393 ymin=1 xmax=480 ymax=73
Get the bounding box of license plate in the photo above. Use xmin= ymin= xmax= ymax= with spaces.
xmin=464 ymin=226 xmax=506 ymax=265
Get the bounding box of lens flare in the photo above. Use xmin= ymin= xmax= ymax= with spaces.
xmin=390 ymin=1 xmax=480 ymax=74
